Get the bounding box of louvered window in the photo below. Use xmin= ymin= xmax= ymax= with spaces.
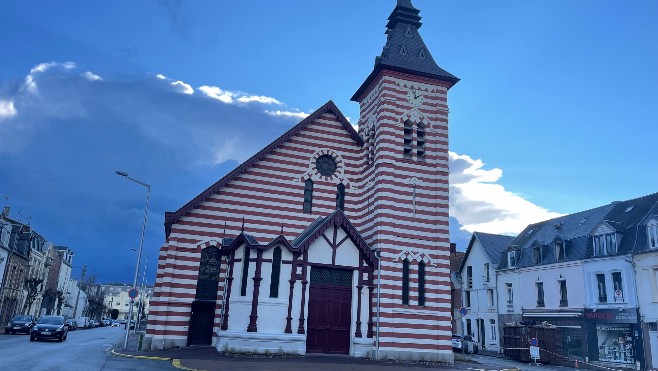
xmin=303 ymin=179 xmax=314 ymax=213
xmin=418 ymin=260 xmax=426 ymax=306
xmin=269 ymin=247 xmax=281 ymax=298
xmin=403 ymin=120 xmax=413 ymax=159
xmin=416 ymin=122 xmax=426 ymax=160
xmin=402 ymin=259 xmax=409 ymax=305
xmin=240 ymin=247 xmax=250 ymax=297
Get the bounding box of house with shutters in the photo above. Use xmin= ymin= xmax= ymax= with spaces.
xmin=458 ymin=232 xmax=513 ymax=352
xmin=145 ymin=0 xmax=458 ymax=362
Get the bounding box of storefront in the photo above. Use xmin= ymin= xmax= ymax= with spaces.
xmin=584 ymin=308 xmax=643 ymax=366
xmin=522 ymin=311 xmax=587 ymax=364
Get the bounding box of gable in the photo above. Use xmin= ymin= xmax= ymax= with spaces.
xmin=164 ymin=101 xmax=365 ymax=240
xmin=592 ymin=222 xmax=616 ymax=235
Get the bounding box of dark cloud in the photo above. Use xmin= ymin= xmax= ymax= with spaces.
xmin=0 ymin=63 xmax=299 ymax=283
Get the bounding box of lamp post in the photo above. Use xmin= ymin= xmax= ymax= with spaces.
xmin=115 ymin=170 xmax=151 ymax=350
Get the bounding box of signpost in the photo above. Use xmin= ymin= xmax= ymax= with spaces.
xmin=129 ymin=288 xmax=139 ymax=299
xmin=529 ymin=337 xmax=541 ymax=366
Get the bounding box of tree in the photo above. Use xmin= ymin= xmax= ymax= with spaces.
xmin=110 ymin=309 xmax=119 ymax=320
xmin=55 ymin=290 xmax=64 ymax=315
xmin=22 ymin=277 xmax=44 ymax=314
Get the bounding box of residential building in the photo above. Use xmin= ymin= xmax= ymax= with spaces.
xmin=449 ymin=243 xmax=464 ymax=335
xmin=459 ymin=232 xmax=513 ymax=352
xmin=0 ymin=222 xmax=30 ymax=324
xmin=146 ymin=0 xmax=458 ymax=362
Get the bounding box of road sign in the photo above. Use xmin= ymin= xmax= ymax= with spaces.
xmin=530 ymin=337 xmax=538 ymax=346
xmin=459 ymin=307 xmax=467 ymax=316
xmin=128 ymin=288 xmax=139 ymax=299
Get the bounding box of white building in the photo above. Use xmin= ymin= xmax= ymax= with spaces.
xmin=459 ymin=232 xmax=513 ymax=352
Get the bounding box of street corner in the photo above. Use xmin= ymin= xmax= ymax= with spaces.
xmin=172 ymin=358 xmax=207 ymax=371
xmin=110 ymin=347 xmax=172 ymax=361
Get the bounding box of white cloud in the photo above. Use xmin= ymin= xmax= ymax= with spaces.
xmin=25 ymin=62 xmax=77 ymax=94
xmin=449 ymin=151 xmax=563 ymax=235
xmin=156 ymin=73 xmax=167 ymax=80
xmin=265 ymin=110 xmax=310 ymax=119
xmin=213 ymin=137 xmax=244 ymax=164
xmin=237 ymin=95 xmax=281 ymax=105
xmin=171 ymin=80 xmax=194 ymax=94
xmin=198 ymin=85 xmax=235 ymax=103
xmin=0 ymin=100 xmax=17 ymax=121
xmin=82 ymin=71 xmax=103 ymax=81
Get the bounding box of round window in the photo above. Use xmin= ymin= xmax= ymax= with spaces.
xmin=315 ymin=155 xmax=337 ymax=177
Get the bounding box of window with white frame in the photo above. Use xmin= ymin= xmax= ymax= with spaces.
xmin=559 ymin=280 xmax=568 ymax=307
xmin=508 ymin=251 xmax=516 ymax=268
xmin=490 ymin=319 xmax=497 ymax=341
xmin=593 ymin=233 xmax=617 ymax=256
xmin=536 ymin=282 xmax=545 ymax=307
xmin=612 ymin=272 xmax=624 ymax=302
xmin=596 ymin=273 xmax=607 ymax=303
xmin=533 ymin=245 xmax=542 ymax=264
xmin=465 ymin=290 xmax=471 ymax=308
xmin=555 ymin=241 xmax=565 ymax=261
xmin=648 ymin=221 xmax=658 ymax=249
xmin=488 ymin=289 xmax=494 ymax=307
xmin=484 ymin=263 xmax=490 ymax=282
xmin=506 ymin=283 xmax=513 ymax=304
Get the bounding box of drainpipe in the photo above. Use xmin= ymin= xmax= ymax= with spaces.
xmin=375 ymin=248 xmax=381 ymax=361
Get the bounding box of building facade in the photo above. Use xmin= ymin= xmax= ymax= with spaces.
xmin=146 ymin=0 xmax=457 ymax=362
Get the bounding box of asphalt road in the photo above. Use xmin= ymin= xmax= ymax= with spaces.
xmin=0 ymin=326 xmax=177 ymax=371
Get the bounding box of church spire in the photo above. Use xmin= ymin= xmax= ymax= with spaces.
xmin=352 ymin=0 xmax=459 ymax=101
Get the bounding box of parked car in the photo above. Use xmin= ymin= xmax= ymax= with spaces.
xmin=64 ymin=318 xmax=77 ymax=331
xmin=90 ymin=320 xmax=99 ymax=328
xmin=75 ymin=316 xmax=91 ymax=329
xmin=110 ymin=320 xmax=120 ymax=327
xmin=120 ymin=319 xmax=127 ymax=324
xmin=5 ymin=315 xmax=36 ymax=334
xmin=30 ymin=315 xmax=69 ymax=342
xmin=102 ymin=319 xmax=111 ymax=327
xmin=452 ymin=334 xmax=478 ymax=353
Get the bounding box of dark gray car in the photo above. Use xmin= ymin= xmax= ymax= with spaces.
xmin=4 ymin=315 xmax=35 ymax=334
xmin=30 ymin=315 xmax=68 ymax=342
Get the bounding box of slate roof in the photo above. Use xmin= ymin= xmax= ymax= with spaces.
xmin=164 ymin=101 xmax=362 ymax=237
xmin=496 ymin=191 xmax=658 ymax=270
xmin=450 ymin=251 xmax=465 ymax=273
xmin=352 ymin=0 xmax=459 ymax=101
xmin=459 ymin=232 xmax=514 ymax=274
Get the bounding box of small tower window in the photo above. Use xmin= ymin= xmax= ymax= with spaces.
xmin=418 ymin=260 xmax=426 ymax=306
xmin=402 ymin=258 xmax=409 ymax=305
xmin=336 ymin=183 xmax=345 ymax=211
xmin=240 ymin=247 xmax=251 ymax=297
xmin=403 ymin=120 xmax=413 ymax=159
xmin=416 ymin=122 xmax=426 ymax=160
xmin=269 ymin=247 xmax=281 ymax=298
xmin=303 ymin=179 xmax=314 ymax=213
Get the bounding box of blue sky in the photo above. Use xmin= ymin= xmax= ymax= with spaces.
xmin=1 ymin=0 xmax=657 ymax=284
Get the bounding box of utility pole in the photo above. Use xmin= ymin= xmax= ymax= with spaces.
xmin=73 ymin=266 xmax=86 ymax=319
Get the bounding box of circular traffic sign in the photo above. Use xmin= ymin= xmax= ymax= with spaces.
xmin=530 ymin=337 xmax=538 ymax=347
xmin=459 ymin=307 xmax=468 ymax=316
xmin=128 ymin=288 xmax=139 ymax=299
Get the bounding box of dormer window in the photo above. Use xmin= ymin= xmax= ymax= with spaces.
xmin=555 ymin=241 xmax=565 ymax=261
xmin=507 ymin=251 xmax=516 ymax=268
xmin=648 ymin=220 xmax=658 ymax=249
xmin=593 ymin=233 xmax=617 ymax=256
xmin=532 ymin=245 xmax=542 ymax=264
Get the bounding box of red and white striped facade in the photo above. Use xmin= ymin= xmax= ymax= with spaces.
xmin=146 ymin=0 xmax=456 ymax=362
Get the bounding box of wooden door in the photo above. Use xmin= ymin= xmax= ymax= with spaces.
xmin=187 ymin=301 xmax=216 ymax=346
xmin=306 ymin=267 xmax=352 ymax=354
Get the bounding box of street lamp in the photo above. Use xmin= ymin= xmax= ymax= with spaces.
xmin=115 ymin=170 xmax=151 ymax=350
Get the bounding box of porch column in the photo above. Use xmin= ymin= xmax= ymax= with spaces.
xmin=367 ymin=285 xmax=374 ymax=338
xmin=247 ymin=249 xmax=263 ymax=332
xmin=297 ymin=254 xmax=308 ymax=334
xmin=285 ymin=279 xmax=295 ymax=333
xmin=221 ymin=250 xmax=236 ymax=331
xmin=355 ymin=284 xmax=363 ymax=338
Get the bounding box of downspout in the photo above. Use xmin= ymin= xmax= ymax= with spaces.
xmin=375 ymin=248 xmax=381 ymax=361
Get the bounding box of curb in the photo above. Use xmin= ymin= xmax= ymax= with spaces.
xmin=110 ymin=348 xmax=206 ymax=371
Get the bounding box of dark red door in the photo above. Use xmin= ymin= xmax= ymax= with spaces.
xmin=306 ymin=267 xmax=352 ymax=354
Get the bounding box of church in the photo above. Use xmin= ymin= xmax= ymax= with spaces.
xmin=145 ymin=0 xmax=458 ymax=362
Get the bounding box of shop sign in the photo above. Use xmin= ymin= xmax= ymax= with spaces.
xmin=584 ymin=308 xmax=637 ymax=323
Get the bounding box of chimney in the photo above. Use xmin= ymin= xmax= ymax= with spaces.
xmin=450 ymin=242 xmax=457 ymax=255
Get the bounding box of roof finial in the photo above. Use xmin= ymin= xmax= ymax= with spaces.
xmin=241 ymin=217 xmax=245 ymax=232
xmin=280 ymin=221 xmax=284 ymax=235
xmin=222 ymin=221 xmax=227 ymax=237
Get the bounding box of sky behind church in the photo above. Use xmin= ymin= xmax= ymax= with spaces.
xmin=1 ymin=0 xmax=657 ymax=283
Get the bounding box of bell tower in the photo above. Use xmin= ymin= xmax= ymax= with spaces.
xmin=352 ymin=0 xmax=459 ymax=362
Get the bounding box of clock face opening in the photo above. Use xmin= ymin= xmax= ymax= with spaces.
xmin=316 ymin=154 xmax=337 ymax=177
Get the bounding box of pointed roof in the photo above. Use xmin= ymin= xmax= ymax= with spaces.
xmin=459 ymin=232 xmax=514 ymax=274
xmin=164 ymin=101 xmax=363 ymax=235
xmin=352 ymin=0 xmax=459 ymax=101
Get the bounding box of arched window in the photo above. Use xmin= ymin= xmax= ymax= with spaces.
xmin=402 ymin=258 xmax=410 ymax=305
xmin=240 ymin=247 xmax=250 ymax=297
xmin=303 ymin=179 xmax=314 ymax=213
xmin=195 ymin=246 xmax=221 ymax=301
xmin=269 ymin=247 xmax=282 ymax=298
xmin=336 ymin=183 xmax=345 ymax=211
xmin=403 ymin=120 xmax=413 ymax=159
xmin=418 ymin=260 xmax=426 ymax=306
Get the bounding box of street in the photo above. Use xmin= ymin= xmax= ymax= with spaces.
xmin=0 ymin=326 xmax=177 ymax=371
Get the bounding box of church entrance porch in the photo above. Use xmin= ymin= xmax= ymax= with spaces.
xmin=306 ymin=266 xmax=352 ymax=355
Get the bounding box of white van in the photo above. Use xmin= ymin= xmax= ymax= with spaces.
xmin=75 ymin=317 xmax=91 ymax=329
